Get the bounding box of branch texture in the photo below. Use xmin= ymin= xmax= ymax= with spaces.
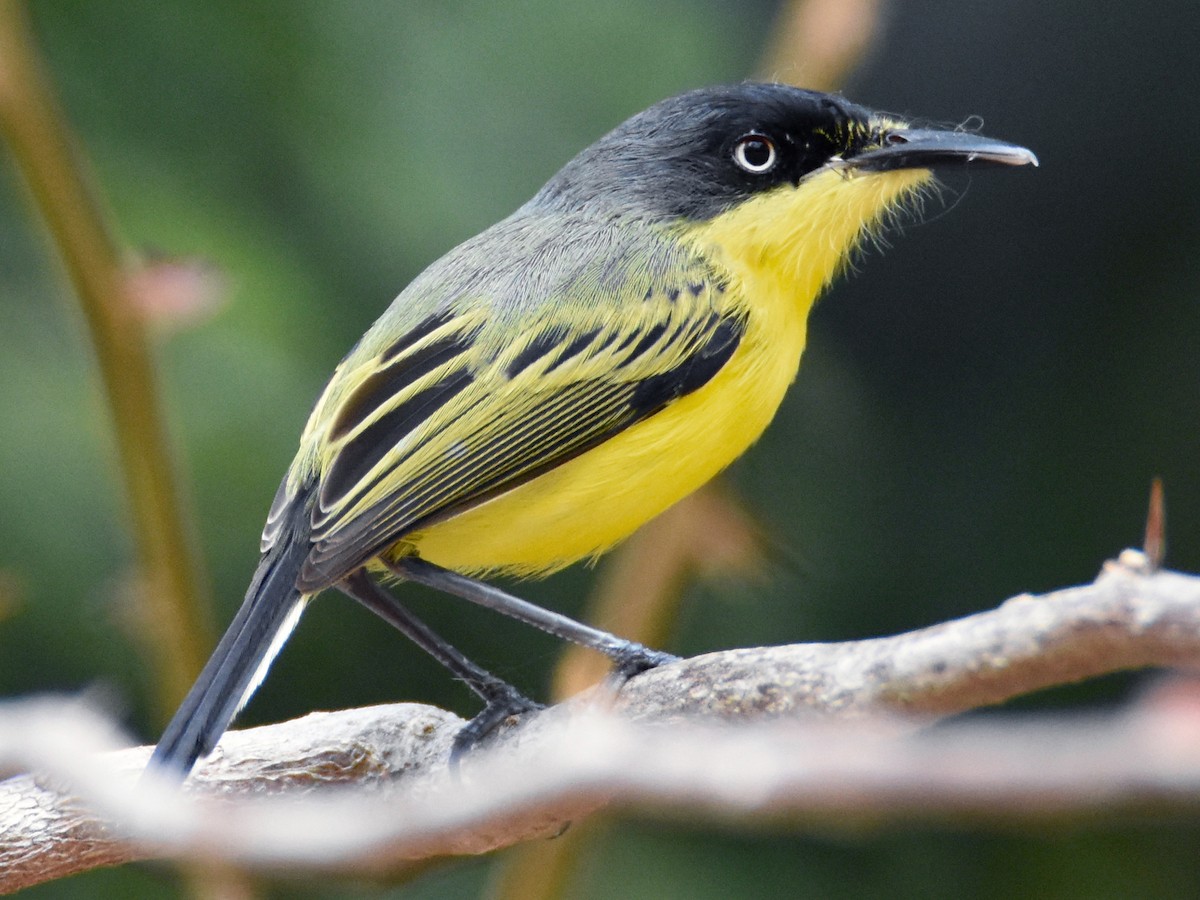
xmin=1 ymin=553 xmax=1199 ymax=892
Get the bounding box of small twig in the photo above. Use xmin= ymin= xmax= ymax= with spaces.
xmin=1143 ymin=477 xmax=1166 ymax=571
xmin=0 ymin=0 xmax=211 ymax=713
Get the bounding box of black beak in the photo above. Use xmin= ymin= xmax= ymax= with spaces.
xmin=849 ymin=128 xmax=1038 ymax=172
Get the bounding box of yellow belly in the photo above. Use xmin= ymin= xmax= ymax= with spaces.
xmin=409 ymin=292 xmax=806 ymax=576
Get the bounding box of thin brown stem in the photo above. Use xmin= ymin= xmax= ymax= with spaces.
xmin=0 ymin=0 xmax=211 ymax=715
xmin=1144 ymin=477 xmax=1166 ymax=571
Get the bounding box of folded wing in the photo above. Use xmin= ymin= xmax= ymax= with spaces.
xmin=265 ymin=217 xmax=745 ymax=592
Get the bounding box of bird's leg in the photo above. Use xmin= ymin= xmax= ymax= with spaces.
xmin=339 ymin=570 xmax=542 ymax=761
xmin=384 ymin=556 xmax=680 ymax=679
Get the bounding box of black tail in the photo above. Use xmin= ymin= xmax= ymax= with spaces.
xmin=148 ymin=533 xmax=310 ymax=778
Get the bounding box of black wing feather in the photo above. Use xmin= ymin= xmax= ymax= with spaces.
xmin=295 ymin=311 xmax=743 ymax=591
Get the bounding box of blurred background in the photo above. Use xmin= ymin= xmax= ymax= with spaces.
xmin=2 ymin=0 xmax=1199 ymax=897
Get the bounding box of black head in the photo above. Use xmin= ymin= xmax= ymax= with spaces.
xmin=531 ymin=83 xmax=1035 ymax=223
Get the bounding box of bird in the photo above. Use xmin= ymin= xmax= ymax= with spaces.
xmin=149 ymin=82 xmax=1036 ymax=777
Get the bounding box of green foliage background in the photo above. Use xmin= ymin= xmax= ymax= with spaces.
xmin=2 ymin=1 xmax=1199 ymax=897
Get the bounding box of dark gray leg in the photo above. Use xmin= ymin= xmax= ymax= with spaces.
xmin=339 ymin=570 xmax=542 ymax=760
xmin=384 ymin=556 xmax=679 ymax=678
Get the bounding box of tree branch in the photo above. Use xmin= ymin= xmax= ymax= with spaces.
xmin=2 ymin=551 xmax=1199 ymax=892
xmin=617 ymin=550 xmax=1200 ymax=722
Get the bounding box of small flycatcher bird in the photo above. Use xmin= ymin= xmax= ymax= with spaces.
xmin=150 ymin=83 xmax=1036 ymax=777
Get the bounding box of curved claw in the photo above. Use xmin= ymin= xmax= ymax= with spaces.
xmin=450 ymin=687 xmax=544 ymax=770
xmin=611 ymin=644 xmax=680 ymax=681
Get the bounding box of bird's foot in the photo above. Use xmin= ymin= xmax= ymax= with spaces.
xmin=610 ymin=643 xmax=680 ymax=682
xmin=450 ymin=684 xmax=544 ymax=769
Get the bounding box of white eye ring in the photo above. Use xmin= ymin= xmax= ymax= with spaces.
xmin=733 ymin=134 xmax=777 ymax=174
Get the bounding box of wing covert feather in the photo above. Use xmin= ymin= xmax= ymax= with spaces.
xmin=269 ymin=214 xmax=745 ymax=591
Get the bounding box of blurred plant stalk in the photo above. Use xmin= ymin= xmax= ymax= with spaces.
xmin=0 ymin=0 xmax=211 ymax=717
xmin=760 ymin=0 xmax=881 ymax=90
xmin=491 ymin=1 xmax=883 ymax=897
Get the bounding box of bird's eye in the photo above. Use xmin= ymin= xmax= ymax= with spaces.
xmin=733 ymin=134 xmax=777 ymax=174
